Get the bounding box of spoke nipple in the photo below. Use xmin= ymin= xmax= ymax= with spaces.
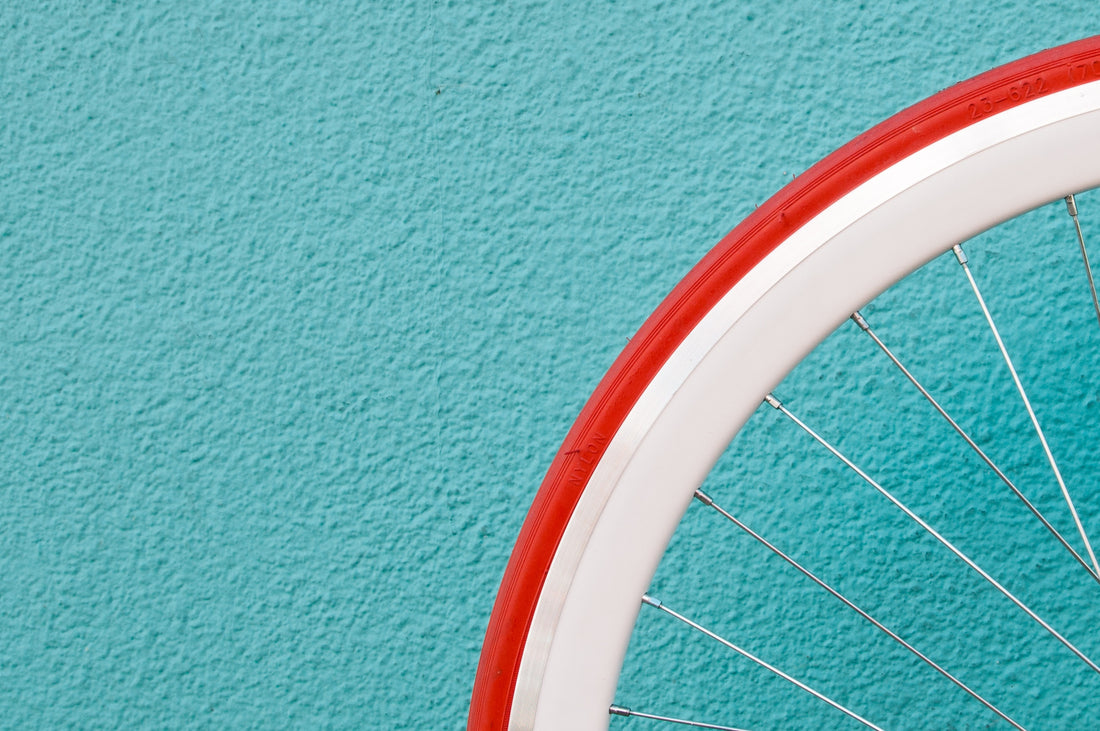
xmin=851 ymin=311 xmax=870 ymax=331
xmin=952 ymin=244 xmax=968 ymax=265
xmin=641 ymin=593 xmax=661 ymax=608
xmin=1066 ymin=194 xmax=1079 ymax=217
xmin=609 ymin=705 xmax=631 ymax=717
xmin=764 ymin=393 xmax=782 ymax=409
xmin=694 ymin=489 xmax=714 ymax=507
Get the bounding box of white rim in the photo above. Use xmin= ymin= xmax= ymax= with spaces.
xmin=508 ymin=80 xmax=1100 ymax=730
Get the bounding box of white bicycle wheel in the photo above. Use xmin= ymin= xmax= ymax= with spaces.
xmin=471 ymin=37 xmax=1100 ymax=730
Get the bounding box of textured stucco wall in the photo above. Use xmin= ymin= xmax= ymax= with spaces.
xmin=3 ymin=1 xmax=1100 ymax=728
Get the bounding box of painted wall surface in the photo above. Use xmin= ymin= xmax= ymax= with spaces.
xmin=4 ymin=2 xmax=1100 ymax=728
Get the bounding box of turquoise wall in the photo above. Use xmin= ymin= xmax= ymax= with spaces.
xmin=3 ymin=1 xmax=1100 ymax=728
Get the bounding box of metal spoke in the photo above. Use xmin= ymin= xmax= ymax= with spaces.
xmin=765 ymin=393 xmax=1100 ymax=676
xmin=609 ymin=704 xmax=752 ymax=731
xmin=850 ymin=310 xmax=1100 ymax=585
xmin=694 ymin=489 xmax=1026 ymax=730
xmin=1066 ymin=194 xmax=1100 ymax=328
xmin=953 ymin=243 xmax=1100 ymax=577
xmin=641 ymin=594 xmax=884 ymax=731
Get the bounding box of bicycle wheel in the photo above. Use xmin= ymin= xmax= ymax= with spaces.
xmin=470 ymin=36 xmax=1100 ymax=730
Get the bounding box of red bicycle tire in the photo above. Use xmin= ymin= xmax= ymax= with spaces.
xmin=469 ymin=35 xmax=1100 ymax=731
